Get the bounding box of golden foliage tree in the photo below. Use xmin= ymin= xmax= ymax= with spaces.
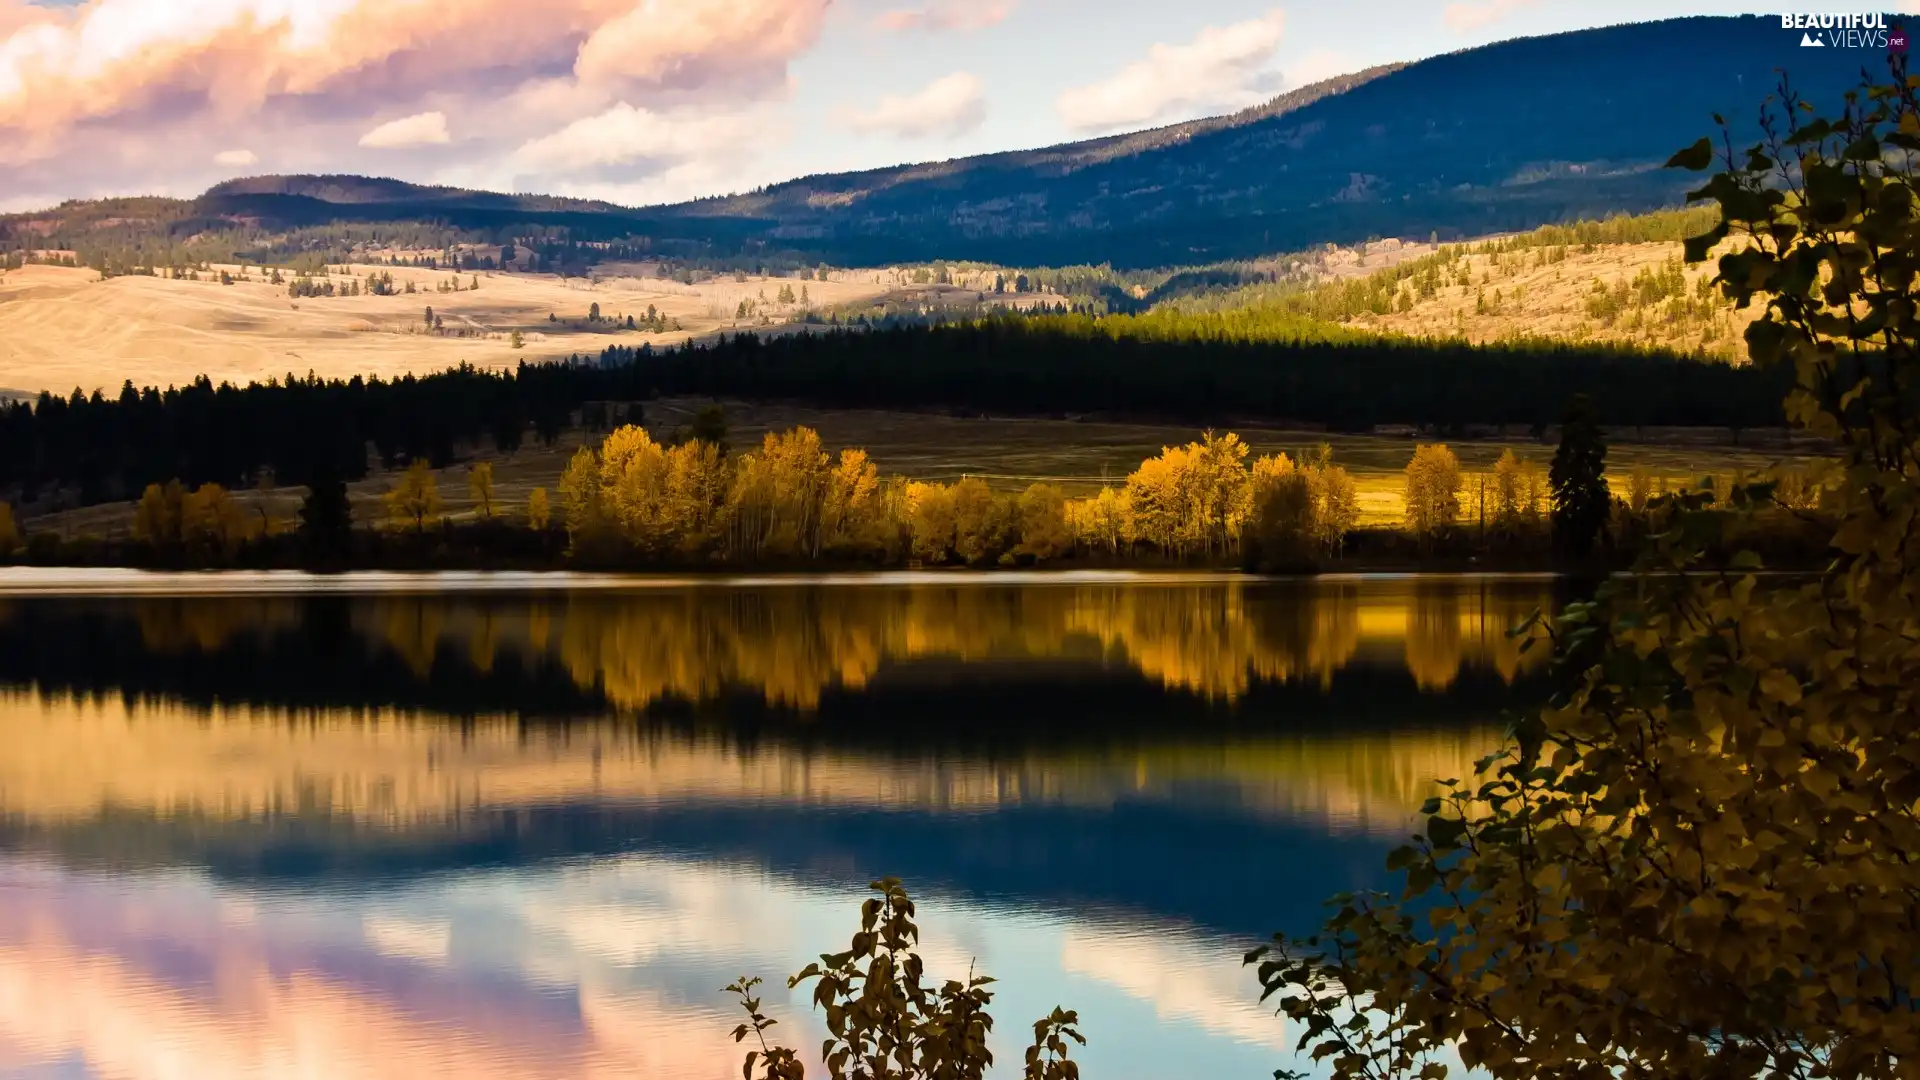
xmin=907 ymin=481 xmax=957 ymax=563
xmin=1016 ymin=482 xmax=1072 ymax=562
xmin=1252 ymin=73 xmax=1920 ymax=1080
xmin=527 ymin=486 xmax=552 ymax=531
xmin=950 ymin=477 xmax=1014 ymax=566
xmin=0 ymin=501 xmax=19 ymax=556
xmin=385 ymin=460 xmax=443 ymax=533
xmin=1402 ymin=443 xmax=1462 ymax=540
xmin=132 ymin=481 xmax=187 ymax=547
xmin=1071 ymin=486 xmax=1131 ymax=556
xmin=1246 ymin=452 xmax=1315 ymax=566
xmin=181 ymin=483 xmax=247 ymax=557
xmin=469 ymin=461 xmax=496 ymax=520
xmin=558 ymin=446 xmax=607 ymax=545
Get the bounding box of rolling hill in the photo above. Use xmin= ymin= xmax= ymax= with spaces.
xmin=0 ymin=15 xmax=1874 ymax=271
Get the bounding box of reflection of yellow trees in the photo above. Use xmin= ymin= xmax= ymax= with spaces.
xmin=134 ymin=599 xmax=300 ymax=654
xmin=331 ymin=580 xmax=1555 ymax=708
xmin=0 ymin=692 xmax=1501 ymax=837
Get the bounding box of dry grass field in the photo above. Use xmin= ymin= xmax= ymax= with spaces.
xmin=0 ymin=263 xmax=893 ymax=396
xmin=1343 ymin=241 xmax=1759 ymax=359
xmin=23 ymin=398 xmax=1826 ymax=540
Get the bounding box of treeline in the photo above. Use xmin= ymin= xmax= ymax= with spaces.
xmin=0 ymin=322 xmax=1794 ymax=514
xmin=631 ymin=320 xmax=1792 ymax=432
xmin=0 ymin=365 xmax=580 ymax=506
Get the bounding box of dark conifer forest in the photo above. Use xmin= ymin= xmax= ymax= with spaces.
xmin=0 ymin=317 xmax=1791 ymax=513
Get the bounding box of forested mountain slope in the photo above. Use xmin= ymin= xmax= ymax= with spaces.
xmin=0 ymin=16 xmax=1868 ymax=270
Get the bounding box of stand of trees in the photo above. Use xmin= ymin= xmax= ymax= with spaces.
xmin=613 ymin=319 xmax=1792 ymax=432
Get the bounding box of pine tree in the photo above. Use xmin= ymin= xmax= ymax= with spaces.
xmin=1549 ymin=393 xmax=1610 ymax=555
xmin=299 ymin=472 xmax=353 ymax=557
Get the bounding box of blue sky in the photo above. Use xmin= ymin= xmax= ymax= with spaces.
xmin=0 ymin=1 xmax=1802 ymax=211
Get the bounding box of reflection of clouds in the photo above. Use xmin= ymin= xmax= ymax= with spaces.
xmin=362 ymin=914 xmax=449 ymax=964
xmin=0 ymin=853 xmax=1297 ymax=1079
xmin=1060 ymin=928 xmax=1291 ymax=1051
xmin=0 ymin=859 xmax=744 ymax=1080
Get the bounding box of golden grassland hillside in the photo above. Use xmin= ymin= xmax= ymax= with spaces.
xmin=1174 ymin=209 xmax=1758 ymax=360
xmin=0 ymin=262 xmax=892 ymax=396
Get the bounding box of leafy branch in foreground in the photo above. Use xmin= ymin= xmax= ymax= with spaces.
xmin=726 ymin=878 xmax=1085 ymax=1079
xmin=1247 ymin=61 xmax=1920 ymax=1080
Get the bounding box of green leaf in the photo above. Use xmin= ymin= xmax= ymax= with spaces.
xmin=1666 ymin=137 xmax=1715 ymax=171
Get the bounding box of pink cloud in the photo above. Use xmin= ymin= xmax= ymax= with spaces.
xmin=876 ymin=0 xmax=1012 ymax=33
xmin=0 ymin=0 xmax=830 ymax=193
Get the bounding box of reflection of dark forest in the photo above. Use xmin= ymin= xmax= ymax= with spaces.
xmin=0 ymin=579 xmax=1562 ymax=733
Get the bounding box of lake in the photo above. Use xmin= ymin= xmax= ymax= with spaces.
xmin=0 ymin=570 xmax=1563 ymax=1080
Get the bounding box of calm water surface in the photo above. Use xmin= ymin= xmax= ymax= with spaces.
xmin=0 ymin=570 xmax=1562 ymax=1080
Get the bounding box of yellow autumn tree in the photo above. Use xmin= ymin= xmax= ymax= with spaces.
xmin=469 ymin=461 xmax=496 ymax=519
xmin=906 ymin=481 xmax=956 ymax=563
xmin=950 ymin=477 xmax=1013 ymax=566
xmin=385 ymin=460 xmax=443 ymax=532
xmin=1194 ymin=429 xmax=1252 ymax=557
xmin=1071 ymin=486 xmax=1130 ymax=556
xmin=132 ymin=481 xmax=186 ymax=547
xmin=1016 ymin=482 xmax=1072 ymax=562
xmin=558 ymin=446 xmax=608 ymax=547
xmin=725 ymin=427 xmax=832 ymax=558
xmin=1403 ymin=443 xmax=1462 ymax=540
xmin=821 ymin=448 xmax=886 ymax=556
xmin=1126 ymin=444 xmax=1200 ymax=556
xmin=181 ymin=483 xmax=248 ymax=556
xmin=527 ymin=487 xmax=552 ymax=531
xmin=1245 ymin=452 xmax=1315 ymax=566
xmin=1308 ymin=446 xmax=1359 ymax=556
xmin=663 ymin=440 xmax=729 ymax=551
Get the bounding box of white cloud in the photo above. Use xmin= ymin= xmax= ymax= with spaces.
xmin=1286 ymin=49 xmax=1355 ymax=90
xmin=847 ymin=72 xmax=986 ymax=138
xmin=212 ymin=148 xmax=257 ymax=167
xmin=1056 ymin=10 xmax=1287 ymax=133
xmin=511 ymin=102 xmax=759 ymax=174
xmin=1443 ymin=0 xmax=1536 ymax=32
xmin=358 ymin=111 xmax=451 ymax=149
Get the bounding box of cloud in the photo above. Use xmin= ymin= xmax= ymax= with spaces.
xmin=212 ymin=148 xmax=258 ymax=167
xmin=512 ymin=103 xmax=755 ymax=174
xmin=1056 ymin=10 xmax=1287 ymax=133
xmin=846 ymin=72 xmax=985 ymax=138
xmin=1285 ymin=49 xmax=1355 ymax=89
xmin=359 ymin=110 xmax=451 ymax=149
xmin=876 ymin=1 xmax=1012 ymax=33
xmin=1443 ymin=0 xmax=1536 ymax=32
xmin=0 ymin=0 xmax=829 ymax=203
xmin=574 ymin=0 xmax=829 ymax=96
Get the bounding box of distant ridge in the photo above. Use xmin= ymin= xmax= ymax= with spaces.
xmin=1 ymin=16 xmax=1877 ymax=268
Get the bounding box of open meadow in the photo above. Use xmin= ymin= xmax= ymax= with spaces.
xmin=21 ymin=397 xmax=1829 ymax=541
xmin=0 ymin=262 xmax=893 ymax=397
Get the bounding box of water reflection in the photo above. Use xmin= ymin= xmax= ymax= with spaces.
xmin=0 ymin=575 xmax=1555 ymax=714
xmin=0 ymin=573 xmax=1556 ymax=1080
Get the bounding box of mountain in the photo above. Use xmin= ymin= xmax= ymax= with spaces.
xmin=0 ymin=16 xmax=1876 ymax=270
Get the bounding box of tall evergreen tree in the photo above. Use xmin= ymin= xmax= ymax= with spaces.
xmin=1549 ymin=393 xmax=1609 ymax=555
xmin=298 ymin=472 xmax=353 ymax=559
